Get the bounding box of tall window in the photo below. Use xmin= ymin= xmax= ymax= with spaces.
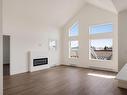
xmin=69 ymin=41 xmax=79 ymax=58
xmin=69 ymin=23 xmax=79 ymax=37
xmin=89 ymin=24 xmax=113 ymax=34
xmin=69 ymin=22 xmax=79 ymax=59
xmin=89 ymin=23 xmax=113 ymax=61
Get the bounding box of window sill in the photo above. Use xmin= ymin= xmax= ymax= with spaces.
xmin=89 ymin=59 xmax=112 ymax=62
xmin=69 ymin=57 xmax=79 ymax=59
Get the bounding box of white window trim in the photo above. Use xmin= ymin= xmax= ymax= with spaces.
xmin=68 ymin=22 xmax=79 ymax=59
xmin=89 ymin=23 xmax=113 ymax=61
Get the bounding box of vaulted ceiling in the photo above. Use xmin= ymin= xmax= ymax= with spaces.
xmin=58 ymin=0 xmax=127 ymax=27
xmin=4 ymin=0 xmax=127 ymax=28
xmin=112 ymin=0 xmax=127 ymax=12
xmin=86 ymin=0 xmax=127 ymax=14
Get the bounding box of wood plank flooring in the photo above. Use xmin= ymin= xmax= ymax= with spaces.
xmin=3 ymin=66 xmax=127 ymax=95
xmin=3 ymin=64 xmax=10 ymax=76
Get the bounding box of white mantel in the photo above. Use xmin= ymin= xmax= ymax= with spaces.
xmin=29 ymin=51 xmax=50 ymax=72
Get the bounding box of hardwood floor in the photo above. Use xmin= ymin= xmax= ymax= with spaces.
xmin=3 ymin=64 xmax=10 ymax=76
xmin=3 ymin=66 xmax=127 ymax=95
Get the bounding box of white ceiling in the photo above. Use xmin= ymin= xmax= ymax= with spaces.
xmin=86 ymin=0 xmax=117 ymax=13
xmin=7 ymin=0 xmax=127 ymax=28
xmin=23 ymin=0 xmax=86 ymax=27
xmin=112 ymin=0 xmax=127 ymax=12
xmin=86 ymin=0 xmax=127 ymax=14
xmin=41 ymin=0 xmax=127 ymax=27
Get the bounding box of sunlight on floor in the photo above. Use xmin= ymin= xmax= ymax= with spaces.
xmin=88 ymin=73 xmax=116 ymax=79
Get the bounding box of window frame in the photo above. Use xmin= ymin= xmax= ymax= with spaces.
xmin=69 ymin=22 xmax=79 ymax=37
xmin=89 ymin=23 xmax=113 ymax=61
xmin=68 ymin=22 xmax=79 ymax=59
xmin=69 ymin=40 xmax=79 ymax=59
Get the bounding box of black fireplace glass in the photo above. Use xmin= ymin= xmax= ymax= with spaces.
xmin=33 ymin=58 xmax=48 ymax=66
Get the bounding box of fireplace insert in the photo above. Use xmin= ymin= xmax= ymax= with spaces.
xmin=33 ymin=58 xmax=48 ymax=66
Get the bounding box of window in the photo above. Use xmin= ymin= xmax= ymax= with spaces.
xmin=69 ymin=22 xmax=79 ymax=59
xmin=49 ymin=40 xmax=57 ymax=50
xmin=70 ymin=41 xmax=79 ymax=50
xmin=89 ymin=23 xmax=113 ymax=61
xmin=69 ymin=23 xmax=79 ymax=37
xmin=90 ymin=39 xmax=112 ymax=60
xmin=69 ymin=41 xmax=79 ymax=58
xmin=89 ymin=24 xmax=113 ymax=35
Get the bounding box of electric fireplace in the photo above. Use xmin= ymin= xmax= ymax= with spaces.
xmin=33 ymin=58 xmax=48 ymax=66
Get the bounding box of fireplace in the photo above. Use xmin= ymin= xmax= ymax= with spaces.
xmin=29 ymin=51 xmax=50 ymax=72
xmin=33 ymin=58 xmax=48 ymax=66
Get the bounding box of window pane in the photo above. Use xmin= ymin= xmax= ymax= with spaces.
xmin=69 ymin=23 xmax=79 ymax=37
xmin=49 ymin=40 xmax=56 ymax=50
xmin=69 ymin=41 xmax=79 ymax=58
xmin=70 ymin=41 xmax=79 ymax=50
xmin=89 ymin=39 xmax=112 ymax=60
xmin=89 ymin=24 xmax=113 ymax=34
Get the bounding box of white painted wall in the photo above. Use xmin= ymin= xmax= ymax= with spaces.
xmin=0 ymin=0 xmax=3 ymax=94
xmin=62 ymin=4 xmax=118 ymax=72
xmin=3 ymin=0 xmax=61 ymax=75
xmin=3 ymin=35 xmax=10 ymax=64
xmin=118 ymin=10 xmax=127 ymax=71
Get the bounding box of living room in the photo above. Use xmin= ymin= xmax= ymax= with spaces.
xmin=0 ymin=0 xmax=127 ymax=95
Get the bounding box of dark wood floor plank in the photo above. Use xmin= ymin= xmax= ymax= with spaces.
xmin=4 ymin=66 xmax=127 ymax=95
xmin=3 ymin=64 xmax=10 ymax=76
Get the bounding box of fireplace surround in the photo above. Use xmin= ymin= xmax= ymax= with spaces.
xmin=29 ymin=51 xmax=50 ymax=72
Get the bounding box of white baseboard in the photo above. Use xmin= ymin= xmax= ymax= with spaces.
xmin=89 ymin=66 xmax=117 ymax=72
xmin=60 ymin=64 xmax=117 ymax=72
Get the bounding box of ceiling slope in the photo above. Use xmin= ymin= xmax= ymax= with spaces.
xmin=112 ymin=0 xmax=127 ymax=12
xmin=4 ymin=0 xmax=127 ymax=29
xmin=86 ymin=0 xmax=117 ymax=13
xmin=24 ymin=0 xmax=86 ymax=27
xmin=86 ymin=0 xmax=127 ymax=14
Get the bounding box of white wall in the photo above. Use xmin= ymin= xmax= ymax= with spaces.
xmin=118 ymin=10 xmax=127 ymax=71
xmin=3 ymin=0 xmax=61 ymax=75
xmin=62 ymin=4 xmax=118 ymax=72
xmin=0 ymin=0 xmax=3 ymax=94
xmin=3 ymin=35 xmax=10 ymax=64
